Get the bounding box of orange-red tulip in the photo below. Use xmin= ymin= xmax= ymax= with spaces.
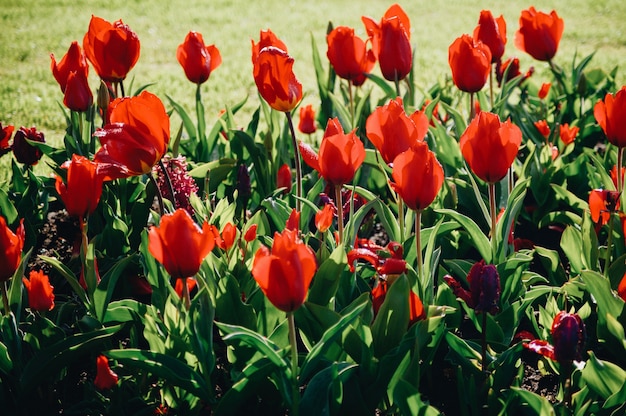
xmin=285 ymin=209 xmax=300 ymax=232
xmin=315 ymin=203 xmax=335 ymax=233
xmin=22 ymin=270 xmax=55 ymax=312
xmin=0 ymin=123 xmax=14 ymax=157
xmin=94 ymin=355 xmax=118 ymax=390
xmin=83 ymin=15 xmax=140 ymax=82
xmin=244 ymin=224 xmax=258 ymax=243
xmin=326 ymin=26 xmax=376 ymax=86
xmin=219 ymin=222 xmax=237 ymax=251
xmin=618 ymin=273 xmax=626 ymax=302
xmin=12 ymin=127 xmax=44 ymax=166
xmin=538 ymin=82 xmax=551 ymax=99
xmin=559 ymin=123 xmax=579 ymax=146
xmin=448 ymin=34 xmax=492 ymax=93
xmin=148 ymin=209 xmax=215 ymax=279
xmin=0 ymin=216 xmax=25 ymax=282
xmin=299 ymin=118 xmax=365 ymax=187
xmin=251 ymin=29 xmax=288 ymax=64
xmin=298 ymin=104 xmax=317 ymax=134
xmin=473 ymin=10 xmax=507 ymax=63
xmin=63 ymin=70 xmax=93 ymax=112
xmin=390 ymin=141 xmax=444 ymax=212
xmin=55 ymin=154 xmax=104 ymax=220
xmin=594 ymin=87 xmax=626 ymax=148
xmin=50 ymin=41 xmax=89 ymax=92
xmin=366 ymin=97 xmax=429 ymax=165
xmin=588 ymin=189 xmax=620 ymax=225
xmin=252 ymin=228 xmax=317 ymax=312
xmin=534 ymin=120 xmax=550 ymax=140
xmin=514 ymin=7 xmax=564 ymax=62
xmin=94 ymin=91 xmax=170 ymax=179
xmin=460 ymin=112 xmax=522 ymax=183
xmin=362 ymin=4 xmax=412 ymax=82
xmin=253 ymin=46 xmax=302 ymax=112
xmin=177 ymin=31 xmax=222 ymax=85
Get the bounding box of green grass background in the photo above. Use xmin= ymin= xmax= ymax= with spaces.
xmin=1 ymin=0 xmax=625 ymax=143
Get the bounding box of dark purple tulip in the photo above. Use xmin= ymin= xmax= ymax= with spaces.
xmin=551 ymin=311 xmax=585 ymax=363
xmin=13 ymin=127 xmax=44 ymax=166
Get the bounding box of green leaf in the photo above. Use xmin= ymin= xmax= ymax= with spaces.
xmin=38 ymin=255 xmax=90 ymax=308
xmin=308 ymin=244 xmax=347 ymax=306
xmin=0 ymin=341 xmax=11 ymax=373
xmin=393 ymin=379 xmax=441 ymax=416
xmin=561 ymin=225 xmax=584 ymax=274
xmin=167 ymin=94 xmax=197 ymax=142
xmin=371 ymin=274 xmax=410 ymax=358
xmin=94 ymin=254 xmax=136 ymax=322
xmin=436 ymin=208 xmax=491 ymax=263
xmin=509 ymin=387 xmax=556 ymax=415
xmin=0 ymin=188 xmax=18 ymax=224
xmin=582 ymin=351 xmax=626 ymax=399
xmin=300 ymin=362 xmax=358 ymax=416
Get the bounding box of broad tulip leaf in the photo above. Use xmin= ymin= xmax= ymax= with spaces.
xmin=392 ymin=379 xmax=441 ymax=416
xmin=371 ymin=274 xmax=410 ymax=358
xmin=0 ymin=188 xmax=18 ymax=224
xmin=167 ymin=94 xmax=197 ymax=142
xmin=308 ymin=244 xmax=347 ymax=306
xmin=561 ymin=225 xmax=584 ymax=274
xmin=509 ymin=387 xmax=556 ymax=416
xmin=0 ymin=341 xmax=11 ymax=373
xmin=581 ymin=270 xmax=626 ymax=346
xmin=436 ymin=208 xmax=491 ymax=263
xmin=94 ymin=253 xmax=136 ymax=322
xmin=582 ymin=351 xmax=626 ymax=399
xmin=39 ymin=254 xmax=90 ymax=309
xmin=495 ymin=179 xmax=528 ymax=263
xmin=300 ymin=362 xmax=358 ymax=416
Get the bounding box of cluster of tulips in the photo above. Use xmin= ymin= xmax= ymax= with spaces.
xmin=1 ymin=2 xmax=626 ymax=415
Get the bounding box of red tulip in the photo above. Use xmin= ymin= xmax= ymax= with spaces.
xmin=618 ymin=273 xmax=626 ymax=302
xmin=177 ymin=31 xmax=222 ymax=85
xmin=315 ymin=203 xmax=335 ymax=233
xmin=559 ymin=123 xmax=579 ymax=146
xmin=362 ymin=4 xmax=412 ymax=82
xmin=366 ymin=97 xmax=429 ymax=165
xmin=594 ymin=87 xmax=626 ymax=148
xmin=473 ymin=10 xmax=507 ymax=63
xmin=534 ymin=120 xmax=550 ymax=139
xmin=0 ymin=123 xmax=14 ymax=157
xmin=174 ymin=277 xmax=197 ymax=299
xmin=448 ymin=34 xmax=492 ymax=93
xmin=50 ymin=41 xmax=89 ymax=92
xmin=460 ymin=112 xmax=522 ymax=183
xmin=55 ymin=154 xmax=105 ymax=220
xmin=219 ymin=222 xmax=237 ymax=251
xmin=298 ymin=104 xmax=317 ymax=134
xmin=12 ymin=127 xmax=44 ymax=166
xmin=253 ymin=46 xmax=302 ymax=112
xmin=94 ymin=91 xmax=170 ymax=179
xmin=244 ymin=224 xmax=257 ymax=243
xmin=409 ymin=290 xmax=426 ymax=325
xmin=148 ymin=209 xmax=215 ymax=279
xmin=0 ymin=216 xmax=25 ymax=282
xmin=444 ymin=259 xmax=501 ymax=314
xmin=252 ymin=228 xmax=317 ymax=312
xmin=326 ymin=26 xmax=376 ymax=86
xmin=94 ymin=355 xmax=118 ymax=390
xmin=588 ymin=189 xmax=620 ymax=225
xmin=299 ymin=118 xmax=365 ymax=187
xmin=251 ymin=29 xmax=288 ymax=64
xmin=538 ymin=82 xmax=551 ymax=99
xmin=496 ymin=57 xmax=534 ymax=86
xmin=514 ymin=7 xmax=564 ymax=62
xmin=390 ymin=142 xmax=444 ymax=212
xmin=277 ymin=163 xmax=293 ymax=193
xmin=22 ymin=270 xmax=55 ymax=312
xmin=63 ymin=70 xmax=93 ymax=112
xmin=285 ymin=209 xmax=301 ymax=232
xmin=83 ymin=15 xmax=140 ymax=82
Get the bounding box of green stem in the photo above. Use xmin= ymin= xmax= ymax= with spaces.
xmin=348 ymin=80 xmax=355 ymax=129
xmin=415 ymin=210 xmax=426 ymax=302
xmin=489 ymin=182 xmax=497 ymax=264
xmin=288 ymin=312 xmax=300 ymax=416
xmin=119 ymin=80 xmax=125 ymax=98
xmin=561 ymin=361 xmax=573 ymax=411
xmin=2 ymin=280 xmax=10 ymax=316
xmin=181 ymin=277 xmax=191 ymax=310
xmin=335 ymin=185 xmax=344 ymax=244
xmin=78 ymin=112 xmax=85 ymax=156
xmin=398 ymin=198 xmax=405 ymax=244
xmin=285 ymin=112 xmax=303 ymax=215
xmin=149 ymin=172 xmax=166 ymax=216
xmin=481 ymin=312 xmax=488 ymax=374
xmin=489 ymin=65 xmax=494 ymax=108
xmin=618 ymin=147 xmax=624 ymax=197
xmin=604 ymin=212 xmax=615 ymax=277
xmin=159 ymin=159 xmax=177 ymax=210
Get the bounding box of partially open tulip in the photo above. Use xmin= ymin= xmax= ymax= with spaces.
xmin=83 ymin=15 xmax=140 ymax=83
xmin=12 ymin=127 xmax=44 ymax=166
xmin=251 ymin=29 xmax=288 ymax=63
xmin=538 ymin=82 xmax=551 ymax=99
xmin=618 ymin=273 xmax=626 ymax=302
xmin=148 ymin=209 xmax=215 ymax=280
xmin=285 ymin=209 xmax=301 ymax=232
xmin=315 ymin=203 xmax=335 ymax=233
xmin=473 ymin=10 xmax=507 ymax=63
xmin=534 ymin=120 xmax=550 ymax=140
xmin=218 ymin=222 xmax=237 ymax=251
xmin=94 ymin=91 xmax=170 ymax=179
xmin=177 ymin=31 xmax=222 ymax=85
xmin=588 ymin=189 xmax=620 ymax=226
xmin=253 ymin=46 xmax=302 ymax=113
xmin=559 ymin=123 xmax=579 ymax=146
xmin=448 ymin=34 xmax=492 ymax=93
xmin=55 ymin=154 xmax=105 ymax=221
xmin=252 ymin=228 xmax=317 ymax=312
xmin=0 ymin=216 xmax=25 ymax=282
xmin=390 ymin=142 xmax=444 ymax=212
xmin=298 ymin=104 xmax=317 ymax=134
xmin=63 ymin=70 xmax=93 ymax=112
xmin=362 ymin=4 xmax=412 ymax=82
xmin=244 ymin=224 xmax=257 ymax=243
xmin=366 ymin=97 xmax=429 ymax=165
xmin=326 ymin=26 xmax=376 ymax=86
xmin=94 ymin=355 xmax=118 ymax=390
xmin=496 ymin=57 xmax=534 ymax=86
xmin=22 ymin=270 xmax=55 ymax=312
xmin=525 ymin=312 xmax=585 ymax=364
xmin=50 ymin=41 xmax=89 ymax=92
xmin=276 ymin=163 xmax=292 ymax=193
xmin=460 ymin=112 xmax=522 ymax=183
xmin=594 ymin=87 xmax=626 ymax=149
xmin=0 ymin=123 xmax=14 ymax=157
xmin=514 ymin=7 xmax=564 ymax=62
xmin=444 ymin=259 xmax=501 ymax=314
xmin=299 ymin=118 xmax=365 ymax=187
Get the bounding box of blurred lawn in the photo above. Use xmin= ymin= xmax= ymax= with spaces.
xmin=1 ymin=0 xmax=625 ymax=146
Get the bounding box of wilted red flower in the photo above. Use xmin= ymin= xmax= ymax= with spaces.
xmin=55 ymin=154 xmax=105 ymax=221
xmin=525 ymin=312 xmax=585 ymax=364
xmin=559 ymin=123 xmax=579 ymax=146
xmin=460 ymin=112 xmax=522 ymax=183
xmin=298 ymin=104 xmax=317 ymax=134
xmin=12 ymin=127 xmax=44 ymax=166
xmin=285 ymin=209 xmax=300 ymax=232
xmin=299 ymin=118 xmax=365 ymax=187
xmin=534 ymin=120 xmax=550 ymax=140
xmin=148 ymin=209 xmax=215 ymax=279
xmin=0 ymin=123 xmax=14 ymax=157
xmin=252 ymin=228 xmax=317 ymax=312
xmin=348 ymin=240 xmax=406 ymax=276
xmin=588 ymin=189 xmax=620 ymax=225
xmin=473 ymin=10 xmax=507 ymax=63
xmin=63 ymin=70 xmax=93 ymax=112
xmin=538 ymin=82 xmax=551 ymax=99
xmin=514 ymin=7 xmax=564 ymax=62
xmin=594 ymin=87 xmax=626 ymax=148
xmin=94 ymin=355 xmax=118 ymax=390
xmin=444 ymin=259 xmax=501 ymax=314
xmin=276 ymin=163 xmax=292 ymax=193
xmin=244 ymin=224 xmax=258 ymax=243
xmin=390 ymin=142 xmax=444 ymax=212
xmin=365 ymin=97 xmax=429 ymax=165
xmin=362 ymin=4 xmax=412 ymax=82
xmin=0 ymin=216 xmax=25 ymax=282
xmin=326 ymin=26 xmax=376 ymax=86
xmin=253 ymin=46 xmax=302 ymax=112
xmin=22 ymin=270 xmax=55 ymax=312
xmin=83 ymin=15 xmax=140 ymax=83
xmin=50 ymin=41 xmax=89 ymax=92
xmin=449 ymin=34 xmax=492 ymax=93
xmin=315 ymin=203 xmax=335 ymax=233
xmin=251 ymin=29 xmax=288 ymax=63
xmin=177 ymin=31 xmax=222 ymax=85
xmin=94 ymin=91 xmax=170 ymax=179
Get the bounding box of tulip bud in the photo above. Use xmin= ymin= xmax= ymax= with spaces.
xmin=277 ymin=163 xmax=292 ymax=193
xmin=551 ymin=312 xmax=585 ymax=363
xmin=467 ymin=260 xmax=501 ymax=314
xmin=64 ymin=70 xmax=93 ymax=112
xmin=12 ymin=127 xmax=44 ymax=166
xmin=97 ymin=80 xmax=111 ymax=121
xmin=94 ymin=355 xmax=118 ymax=390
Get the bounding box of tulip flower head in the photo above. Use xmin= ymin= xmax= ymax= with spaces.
xmin=298 ymin=104 xmax=317 ymax=134
xmin=276 ymin=163 xmax=293 ymax=193
xmin=0 ymin=216 xmax=25 ymax=282
xmin=50 ymin=41 xmax=89 ymax=93
xmin=594 ymin=87 xmax=626 ymax=149
xmin=473 ymin=10 xmax=507 ymax=63
xmin=55 ymin=154 xmax=105 ymax=222
xmin=252 ymin=228 xmax=317 ymax=312
xmin=514 ymin=7 xmax=564 ymax=62
xmin=444 ymin=259 xmax=501 ymax=314
xmin=12 ymin=127 xmax=44 ymax=166
xmin=94 ymin=355 xmax=118 ymax=390
xmin=538 ymin=82 xmax=552 ymax=99
xmin=177 ymin=31 xmax=222 ymax=85
xmin=588 ymin=189 xmax=620 ymax=226
xmin=83 ymin=15 xmax=140 ymax=83
xmin=326 ymin=26 xmax=376 ymax=86
xmin=63 ymin=70 xmax=93 ymax=112
xmin=251 ymin=29 xmax=288 ymax=64
xmin=253 ymin=46 xmax=302 ymax=112
xmin=0 ymin=123 xmax=14 ymax=157
xmin=448 ymin=34 xmax=492 ymax=93
xmin=618 ymin=273 xmax=626 ymax=302
xmin=22 ymin=270 xmax=55 ymax=312
xmin=460 ymin=112 xmax=522 ymax=184
xmin=559 ymin=123 xmax=579 ymax=146
xmin=525 ymin=311 xmax=586 ymax=364
xmin=534 ymin=120 xmax=550 ymax=140
xmin=496 ymin=57 xmax=534 ymax=86
xmin=315 ymin=203 xmax=336 ymax=233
